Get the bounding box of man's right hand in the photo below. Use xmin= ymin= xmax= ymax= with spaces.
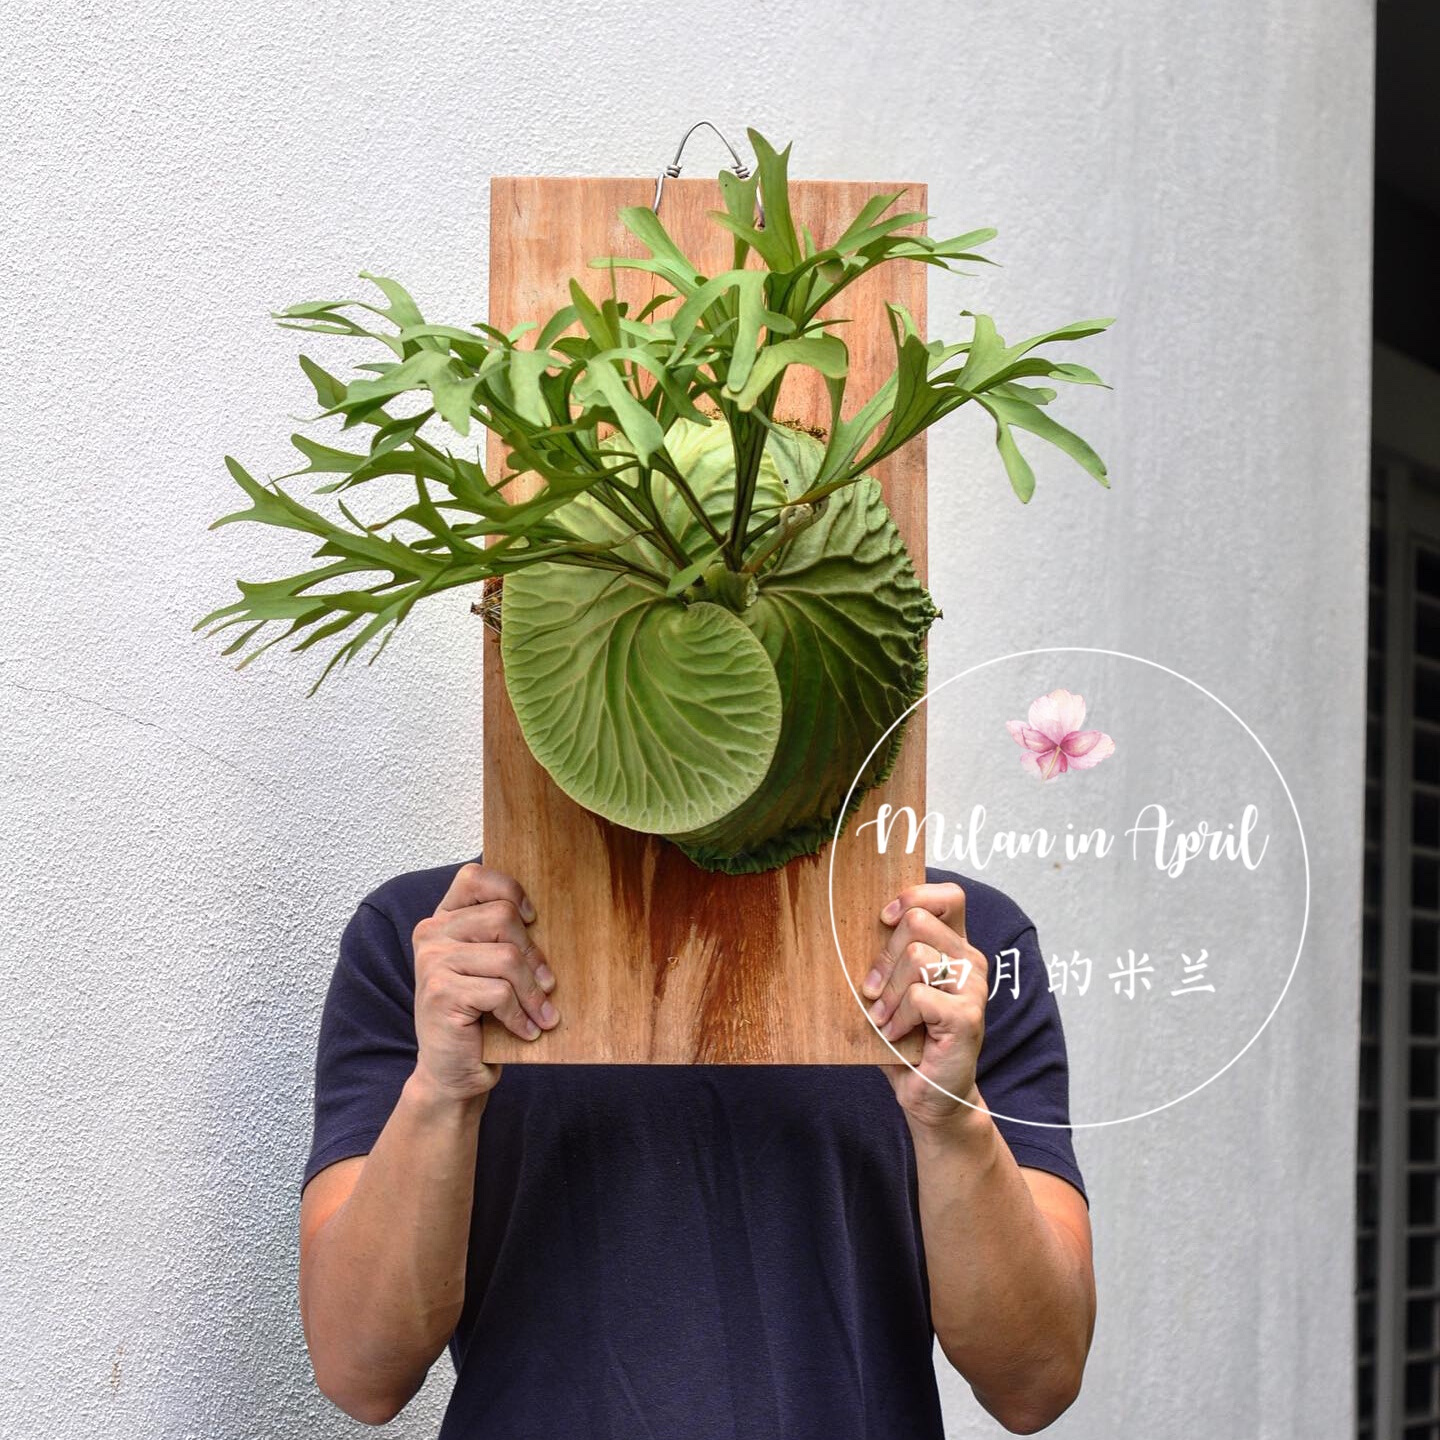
xmin=409 ymin=861 xmax=559 ymax=1102
xmin=301 ymin=858 xmax=554 ymax=1422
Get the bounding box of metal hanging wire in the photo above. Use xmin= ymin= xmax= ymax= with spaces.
xmin=651 ymin=121 xmax=766 ymax=228
xmin=473 ymin=124 xmax=768 ymax=638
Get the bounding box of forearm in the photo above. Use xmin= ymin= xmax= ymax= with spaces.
xmin=908 ymin=1098 xmax=1093 ymax=1432
xmin=301 ymin=1069 xmax=487 ymax=1422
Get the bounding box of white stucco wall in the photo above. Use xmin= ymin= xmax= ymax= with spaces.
xmin=2 ymin=1 xmax=1373 ymax=1436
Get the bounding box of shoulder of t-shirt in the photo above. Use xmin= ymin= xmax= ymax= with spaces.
xmin=923 ymin=863 xmax=1036 ymax=954
xmin=357 ymin=851 xmax=484 ymax=931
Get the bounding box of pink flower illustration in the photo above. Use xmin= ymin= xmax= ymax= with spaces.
xmin=1006 ymin=688 xmax=1115 ymax=782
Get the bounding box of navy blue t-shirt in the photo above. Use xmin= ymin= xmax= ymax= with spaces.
xmin=302 ymin=855 xmax=1085 ymax=1440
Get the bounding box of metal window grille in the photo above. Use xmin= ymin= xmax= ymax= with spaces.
xmin=1362 ymin=453 xmax=1440 ymax=1438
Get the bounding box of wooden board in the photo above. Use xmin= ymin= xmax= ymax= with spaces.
xmin=481 ymin=174 xmax=927 ymax=1064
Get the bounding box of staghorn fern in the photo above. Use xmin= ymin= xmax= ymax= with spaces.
xmin=195 ymin=129 xmax=1113 ymax=874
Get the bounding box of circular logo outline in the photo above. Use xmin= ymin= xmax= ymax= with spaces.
xmin=828 ymin=646 xmax=1311 ymax=1130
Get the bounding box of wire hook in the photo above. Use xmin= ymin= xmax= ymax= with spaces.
xmin=651 ymin=120 xmax=766 ymax=228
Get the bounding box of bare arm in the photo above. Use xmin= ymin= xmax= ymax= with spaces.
xmin=300 ymin=1077 xmax=490 ymax=1423
xmin=909 ymin=1110 xmax=1094 ymax=1433
xmin=865 ymin=882 xmax=1096 ymax=1434
xmin=298 ymin=863 xmax=559 ymax=1424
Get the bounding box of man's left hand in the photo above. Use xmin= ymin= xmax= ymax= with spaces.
xmin=863 ymin=882 xmax=990 ymax=1131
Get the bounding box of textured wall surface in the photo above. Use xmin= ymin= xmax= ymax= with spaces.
xmin=2 ymin=1 xmax=1373 ymax=1435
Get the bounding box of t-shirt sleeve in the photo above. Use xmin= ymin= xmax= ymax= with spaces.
xmin=976 ymin=921 xmax=1089 ymax=1208
xmin=301 ymin=899 xmax=419 ymax=1195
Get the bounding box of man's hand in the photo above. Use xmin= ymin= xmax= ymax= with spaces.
xmin=862 ymin=881 xmax=988 ymax=1131
xmin=866 ymin=881 xmax=1097 ymax=1429
xmin=409 ymin=861 xmax=558 ymax=1104
xmin=299 ymin=859 xmax=553 ymax=1424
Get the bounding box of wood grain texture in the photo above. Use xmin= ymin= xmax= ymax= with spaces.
xmin=481 ymin=175 xmax=928 ymax=1064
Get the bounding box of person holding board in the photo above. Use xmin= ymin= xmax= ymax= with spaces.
xmin=297 ymin=857 xmax=1095 ymax=1437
